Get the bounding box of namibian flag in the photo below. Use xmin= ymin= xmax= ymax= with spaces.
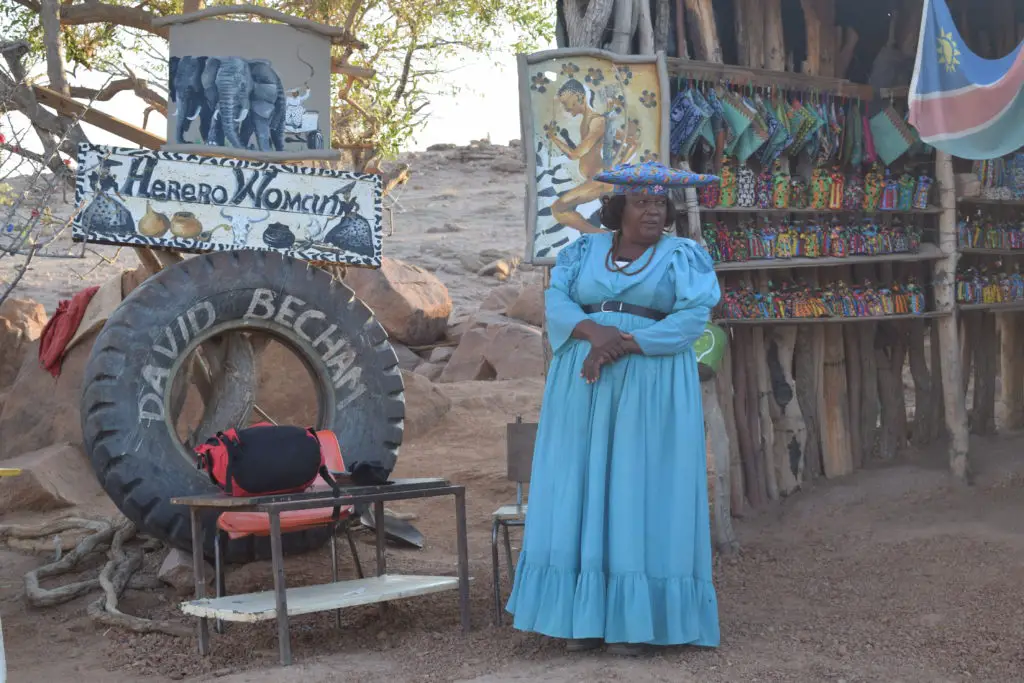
xmin=909 ymin=0 xmax=1024 ymax=159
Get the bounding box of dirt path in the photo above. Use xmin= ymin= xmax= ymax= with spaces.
xmin=4 ymin=379 xmax=1024 ymax=682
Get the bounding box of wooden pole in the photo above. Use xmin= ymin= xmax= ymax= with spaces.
xmin=800 ymin=0 xmax=823 ymax=76
xmin=766 ymin=325 xmax=805 ymax=493
xmin=683 ymin=0 xmax=722 ymax=62
xmin=934 ymin=149 xmax=970 ymax=481
xmin=794 ymin=325 xmax=823 ymax=479
xmin=764 ymin=0 xmax=786 ymax=71
xmin=970 ymin=312 xmax=997 ymax=435
xmin=735 ymin=0 xmax=765 ymax=69
xmin=998 ymin=313 xmax=1024 ymax=430
xmin=820 ymin=324 xmax=853 ymax=477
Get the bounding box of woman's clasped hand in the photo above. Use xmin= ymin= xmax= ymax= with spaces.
xmin=575 ymin=320 xmax=641 ymax=383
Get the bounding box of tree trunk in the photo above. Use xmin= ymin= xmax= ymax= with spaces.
xmin=716 ymin=340 xmax=745 ymax=517
xmin=703 ymin=382 xmax=738 ymax=553
xmin=674 ymin=0 xmax=689 ymax=57
xmin=764 ymin=0 xmax=786 ymax=71
xmin=971 ymin=312 xmax=998 ymax=435
xmin=732 ymin=326 xmax=763 ymax=507
xmin=684 ymin=0 xmax=722 ymax=62
xmin=654 ymin=0 xmax=672 ymax=53
xmin=820 ymin=325 xmax=853 ymax=477
xmin=876 ymin=322 xmax=909 ymax=459
xmin=563 ymin=0 xmax=616 ymax=48
xmin=800 ymin=0 xmax=823 ymax=75
xmin=40 ymin=0 xmax=69 ymax=95
xmin=844 ymin=325 xmax=864 ymax=468
xmin=609 ymin=0 xmax=634 ymax=53
xmin=998 ymin=313 xmax=1024 ymax=430
xmin=637 ymin=0 xmax=656 ymax=54
xmin=837 ymin=26 xmax=859 ymax=77
xmin=189 ymin=334 xmax=257 ymax=447
xmin=735 ymin=0 xmax=765 ymax=69
xmin=766 ymin=326 xmax=805 ymax=494
xmin=934 ymin=149 xmax=970 ymax=481
xmin=907 ymin=319 xmax=939 ymax=445
xmin=794 ymin=325 xmax=823 ymax=479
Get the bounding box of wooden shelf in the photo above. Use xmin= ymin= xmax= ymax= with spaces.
xmin=958 ymin=301 xmax=1024 ymax=312
xmin=714 ymin=311 xmax=949 ymax=326
xmin=713 ymin=243 xmax=943 ymax=272
xmin=180 ymin=574 xmax=460 ymax=623
xmin=958 ymin=247 xmax=1024 ymax=256
xmin=685 ymin=205 xmax=942 ymax=215
xmin=957 ymin=197 xmax=1024 ymax=207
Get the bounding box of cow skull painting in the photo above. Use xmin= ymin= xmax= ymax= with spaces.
xmin=213 ymin=207 xmax=272 ymax=247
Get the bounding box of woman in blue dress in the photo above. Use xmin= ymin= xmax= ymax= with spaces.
xmin=506 ymin=161 xmax=722 ymax=655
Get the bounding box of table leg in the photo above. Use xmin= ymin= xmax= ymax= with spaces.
xmin=268 ymin=511 xmax=292 ymax=666
xmin=455 ymin=488 xmax=471 ymax=633
xmin=190 ymin=508 xmax=209 ymax=656
xmin=374 ymin=500 xmax=387 ymax=618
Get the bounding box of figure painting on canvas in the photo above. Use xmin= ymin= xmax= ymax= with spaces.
xmin=524 ymin=54 xmax=664 ymax=262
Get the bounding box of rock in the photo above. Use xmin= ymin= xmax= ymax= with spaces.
xmin=0 ymin=318 xmax=29 ymax=390
xmin=0 ymin=297 xmax=47 ymax=340
xmin=508 ymin=139 xmax=522 ymax=148
xmin=492 ymin=159 xmax=524 ymax=174
xmin=391 ymin=342 xmax=423 ymax=372
xmin=427 ymin=143 xmax=457 ymax=152
xmin=461 ymin=249 xmax=512 ymax=274
xmin=440 ymin=328 xmax=497 ymax=383
xmin=426 ymin=222 xmax=463 ymax=234
xmin=344 ymin=258 xmax=452 ymax=346
xmin=159 ymin=548 xmax=214 ymax=596
xmin=413 ymin=362 xmax=444 ymax=382
xmin=480 ymin=284 xmax=523 ymax=313
xmin=446 ymin=311 xmax=508 ymax=345
xmin=478 ymin=258 xmax=520 ymax=280
xmin=401 ymin=370 xmax=450 ymax=440
xmin=0 ymin=331 xmax=96 ymax=460
xmin=439 ymin=322 xmax=544 ymax=383
xmin=0 ymin=443 xmax=105 ymax=513
xmin=428 ymin=346 xmax=454 ymax=364
xmin=486 ymin=323 xmax=545 ymax=380
xmin=506 ymin=283 xmax=545 ymax=327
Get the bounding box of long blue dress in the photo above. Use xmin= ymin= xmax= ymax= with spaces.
xmin=506 ymin=231 xmax=721 ymax=647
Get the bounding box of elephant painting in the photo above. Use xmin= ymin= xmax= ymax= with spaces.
xmin=169 ymin=55 xmax=214 ymax=146
xmin=169 ymin=55 xmax=287 ymax=152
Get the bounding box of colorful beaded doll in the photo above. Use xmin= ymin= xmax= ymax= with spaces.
xmin=843 ymin=171 xmax=865 ymax=211
xmin=897 ymin=173 xmax=916 ymax=211
xmin=737 ymin=166 xmax=756 ymax=207
xmin=863 ymin=163 xmax=883 ymax=210
xmin=790 ymin=177 xmax=809 ymax=209
xmin=699 ymin=181 xmax=721 ymax=208
xmin=828 ymin=167 xmax=845 ymax=210
xmin=772 ymin=160 xmax=791 ymax=209
xmin=776 ymin=223 xmax=795 ymax=258
xmin=810 ymin=167 xmax=830 ymax=210
xmin=880 ymin=169 xmax=899 ymax=211
xmin=756 ymin=167 xmax=773 ymax=209
xmin=802 ymin=221 xmax=822 ymax=257
xmin=719 ymin=157 xmax=738 ymax=207
xmin=913 ymin=175 xmax=933 ymax=210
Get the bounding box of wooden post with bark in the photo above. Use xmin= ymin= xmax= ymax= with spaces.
xmin=934 ymin=150 xmax=970 ymax=481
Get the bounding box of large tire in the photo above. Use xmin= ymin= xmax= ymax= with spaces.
xmin=80 ymin=251 xmax=404 ymax=563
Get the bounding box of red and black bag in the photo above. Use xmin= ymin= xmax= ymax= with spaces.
xmin=194 ymin=424 xmax=341 ymax=500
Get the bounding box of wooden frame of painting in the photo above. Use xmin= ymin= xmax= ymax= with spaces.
xmin=518 ymin=48 xmax=671 ymax=266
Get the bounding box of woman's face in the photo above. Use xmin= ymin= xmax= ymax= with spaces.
xmin=621 ymin=194 xmax=668 ymax=244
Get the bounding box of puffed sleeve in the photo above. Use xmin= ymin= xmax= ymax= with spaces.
xmin=630 ymin=238 xmax=721 ymax=356
xmin=545 ymin=236 xmax=591 ymax=354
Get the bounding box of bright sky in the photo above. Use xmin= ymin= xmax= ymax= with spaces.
xmin=3 ymin=39 xmax=555 ymax=163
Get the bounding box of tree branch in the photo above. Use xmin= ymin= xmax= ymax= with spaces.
xmin=40 ymin=0 xmax=70 ymax=95
xmin=60 ymin=2 xmax=169 ymax=39
xmin=69 ymin=72 xmax=167 ymax=114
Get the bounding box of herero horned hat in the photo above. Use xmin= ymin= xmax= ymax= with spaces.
xmin=594 ymin=161 xmax=720 ymax=196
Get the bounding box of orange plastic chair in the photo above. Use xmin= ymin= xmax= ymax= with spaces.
xmin=212 ymin=430 xmax=364 ymax=630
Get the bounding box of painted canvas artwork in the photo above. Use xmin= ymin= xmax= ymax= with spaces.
xmin=72 ymin=144 xmax=382 ymax=266
xmin=519 ymin=50 xmax=668 ymax=264
xmin=167 ymin=20 xmax=331 ymax=154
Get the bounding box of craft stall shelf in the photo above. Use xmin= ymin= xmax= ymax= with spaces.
xmin=665 ymin=60 xmax=959 ymax=515
xmin=953 ymin=155 xmax=1024 ymax=436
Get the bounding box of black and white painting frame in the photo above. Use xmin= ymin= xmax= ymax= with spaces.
xmin=72 ymin=144 xmax=382 ymax=267
xmin=167 ymin=19 xmax=332 ymax=156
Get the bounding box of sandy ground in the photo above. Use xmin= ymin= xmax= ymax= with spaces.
xmin=2 ymin=148 xmax=1024 ymax=682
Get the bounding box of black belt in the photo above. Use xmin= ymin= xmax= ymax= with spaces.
xmin=581 ymin=301 xmax=667 ymax=321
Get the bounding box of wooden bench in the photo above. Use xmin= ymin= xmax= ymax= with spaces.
xmin=173 ymin=478 xmax=471 ymax=665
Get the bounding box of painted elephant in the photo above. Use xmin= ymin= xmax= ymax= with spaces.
xmin=168 ymin=55 xmax=214 ymax=145
xmin=201 ymin=57 xmax=286 ymax=152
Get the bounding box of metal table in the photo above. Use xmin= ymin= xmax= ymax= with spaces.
xmin=172 ymin=477 xmax=470 ymax=665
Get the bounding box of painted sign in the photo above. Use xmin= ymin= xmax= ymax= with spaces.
xmin=72 ymin=144 xmax=382 ymax=266
xmin=518 ymin=49 xmax=670 ymax=264
xmin=168 ymin=19 xmax=332 ymax=154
